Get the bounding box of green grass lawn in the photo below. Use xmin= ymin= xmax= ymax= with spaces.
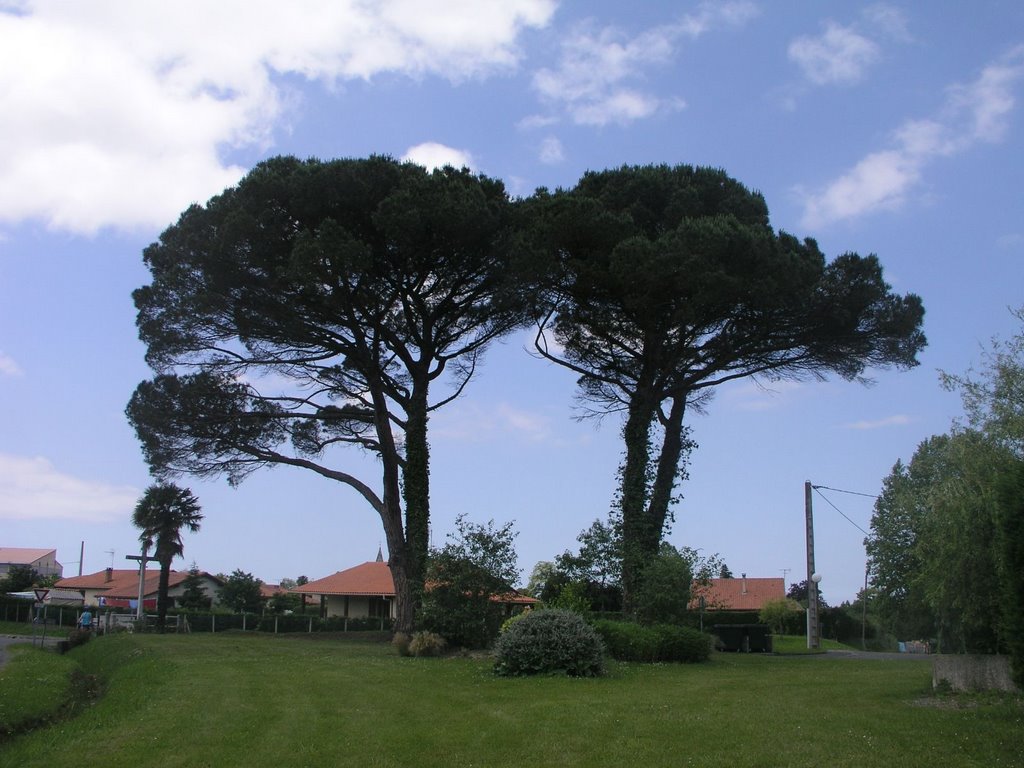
xmin=0 ymin=619 xmax=72 ymax=638
xmin=2 ymin=632 xmax=1021 ymax=767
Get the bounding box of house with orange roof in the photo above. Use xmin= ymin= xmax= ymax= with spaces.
xmin=54 ymin=567 xmax=222 ymax=609
xmin=295 ymin=555 xmax=538 ymax=620
xmin=294 ymin=561 xmax=398 ymax=619
xmin=689 ymin=575 xmax=786 ymax=612
xmin=0 ymin=547 xmax=63 ymax=579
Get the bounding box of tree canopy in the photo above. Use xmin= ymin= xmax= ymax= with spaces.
xmin=530 ymin=164 xmax=926 ymax=607
xmin=868 ymin=309 xmax=1024 ymax=673
xmin=127 ymin=155 xmax=529 ymax=632
xmin=420 ymin=514 xmax=520 ymax=648
xmin=219 ymin=569 xmax=264 ymax=614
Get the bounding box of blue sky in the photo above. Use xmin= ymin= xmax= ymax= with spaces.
xmin=1 ymin=1 xmax=1022 ymax=603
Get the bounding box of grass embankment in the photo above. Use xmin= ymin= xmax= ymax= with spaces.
xmin=0 ymin=643 xmax=86 ymax=738
xmin=2 ymin=632 xmax=1022 ymax=767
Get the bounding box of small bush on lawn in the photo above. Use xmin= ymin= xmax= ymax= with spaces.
xmin=408 ymin=631 xmax=447 ymax=657
xmin=392 ymin=632 xmax=412 ymax=657
xmin=494 ymin=609 xmax=605 ymax=677
xmin=593 ymin=620 xmax=711 ymax=663
xmin=650 ymin=624 xmax=712 ymax=662
xmin=593 ymin=620 xmax=658 ymax=662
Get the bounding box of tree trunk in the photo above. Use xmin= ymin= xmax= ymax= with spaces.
xmin=370 ymin=376 xmax=415 ymax=634
xmin=157 ymin=560 xmax=171 ymax=632
xmin=402 ymin=379 xmax=431 ymax=624
xmin=646 ymin=396 xmax=689 ymax=551
xmin=619 ymin=390 xmax=657 ymax=614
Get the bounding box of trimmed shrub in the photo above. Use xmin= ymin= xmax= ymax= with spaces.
xmin=408 ymin=631 xmax=447 ymax=657
xmin=494 ymin=609 xmax=605 ymax=677
xmin=593 ymin=620 xmax=712 ymax=663
xmin=650 ymin=624 xmax=712 ymax=662
xmin=593 ymin=620 xmax=658 ymax=662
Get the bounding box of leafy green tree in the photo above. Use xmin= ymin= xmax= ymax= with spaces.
xmin=787 ymin=579 xmax=828 ymax=609
xmin=420 ymin=515 xmax=520 ymax=649
xmin=530 ymin=164 xmax=926 ymax=609
xmin=1 ymin=564 xmax=39 ymax=593
xmin=267 ymin=590 xmax=303 ymax=614
xmin=631 ymin=543 xmax=693 ymax=625
xmin=219 ymin=570 xmax=264 ymax=613
xmin=525 ymin=561 xmax=557 ymax=599
xmin=127 ymin=156 xmax=529 ymax=634
xmin=865 ymin=452 xmax=937 ymax=641
xmin=868 ymin=431 xmax=1008 ymax=652
xmin=940 ymin=309 xmax=1024 ymax=667
xmin=759 ymin=598 xmax=802 ymax=635
xmin=178 ymin=563 xmax=212 ymax=611
xmin=131 ymin=483 xmax=203 ymax=628
xmin=996 ymin=460 xmax=1024 ymax=686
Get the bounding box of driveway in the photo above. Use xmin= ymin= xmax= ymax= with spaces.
xmin=824 ymin=649 xmax=931 ymax=661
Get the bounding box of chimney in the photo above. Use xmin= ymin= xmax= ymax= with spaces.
xmin=741 ymin=573 xmax=747 ymax=595
xmin=105 ymin=567 xmax=113 ymax=583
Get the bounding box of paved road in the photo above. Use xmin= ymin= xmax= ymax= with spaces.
xmin=824 ymin=649 xmax=932 ymax=661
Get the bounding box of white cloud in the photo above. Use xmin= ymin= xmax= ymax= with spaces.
xmin=496 ymin=403 xmax=552 ymax=441
xmin=801 ymin=46 xmax=1024 ymax=228
xmin=531 ymin=2 xmax=756 ymax=127
xmin=0 ymin=453 xmax=139 ymax=522
xmin=0 ymin=0 xmax=555 ymax=235
xmin=402 ymin=142 xmax=474 ymax=171
xmin=842 ymin=414 xmax=912 ymax=430
xmin=721 ymin=380 xmax=804 ymax=412
xmin=432 ymin=400 xmax=553 ymax=442
xmin=862 ymin=4 xmax=912 ymax=42
xmin=538 ymin=136 xmax=565 ymax=164
xmin=788 ymin=21 xmax=880 ymax=86
xmin=0 ymin=351 xmax=22 ymax=377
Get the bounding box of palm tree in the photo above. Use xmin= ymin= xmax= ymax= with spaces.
xmin=132 ymin=483 xmax=203 ymax=629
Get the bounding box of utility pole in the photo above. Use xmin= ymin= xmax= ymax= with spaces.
xmin=805 ymin=481 xmax=821 ymax=650
xmin=126 ymin=545 xmax=157 ymax=621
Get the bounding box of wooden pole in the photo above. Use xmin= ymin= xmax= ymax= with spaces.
xmin=805 ymin=481 xmax=820 ymax=650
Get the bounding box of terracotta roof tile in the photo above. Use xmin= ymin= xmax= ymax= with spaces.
xmin=55 ymin=569 xmax=192 ymax=599
xmin=0 ymin=547 xmax=58 ymax=563
xmin=295 ymin=561 xmax=539 ymax=605
xmin=294 ymin=562 xmax=395 ymax=596
xmin=690 ymin=577 xmax=786 ymax=611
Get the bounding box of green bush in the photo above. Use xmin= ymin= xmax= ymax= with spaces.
xmin=593 ymin=619 xmax=658 ymax=661
xmin=593 ymin=620 xmax=711 ymax=663
xmin=408 ymin=631 xmax=447 ymax=657
xmin=499 ymin=608 xmax=531 ymax=634
xmin=494 ymin=609 xmax=605 ymax=677
xmin=650 ymin=624 xmax=712 ymax=662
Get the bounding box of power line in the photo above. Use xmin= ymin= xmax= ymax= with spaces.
xmin=812 ymin=486 xmax=872 ymax=537
xmin=811 ymin=484 xmax=877 ymax=499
